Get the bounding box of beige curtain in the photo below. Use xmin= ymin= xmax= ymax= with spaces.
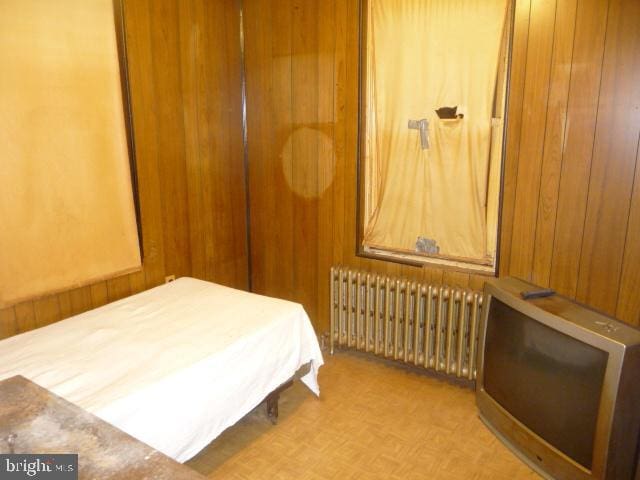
xmin=0 ymin=0 xmax=141 ymax=308
xmin=363 ymin=0 xmax=508 ymax=263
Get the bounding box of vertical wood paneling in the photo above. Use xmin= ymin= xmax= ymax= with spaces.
xmin=178 ymin=0 xmax=249 ymax=289
xmin=469 ymin=275 xmax=487 ymax=293
xmin=509 ymin=0 xmax=557 ymax=280
xmin=443 ymin=272 xmax=470 ymax=290
xmin=316 ymin=0 xmax=337 ymax=332
xmin=271 ymin=0 xmax=295 ymax=300
xmin=617 ymin=142 xmax=640 ymax=325
xmin=244 ymin=0 xmax=272 ymax=295
xmin=124 ymin=0 xmax=167 ymax=290
xmin=220 ymin=0 xmax=250 ymax=289
xmin=6 ymin=0 xmax=639 ymax=339
xmin=245 ymin=0 xmax=640 ymax=329
xmin=531 ymin=0 xmax=578 ymax=286
xmin=246 ymin=0 xmax=296 ymax=300
xmin=576 ymin=0 xmax=640 ymax=313
xmin=179 ymin=0 xmax=208 ymax=282
xmin=33 ymin=296 xmax=61 ymax=328
xmin=57 ymin=292 xmax=73 ymax=320
xmin=90 ymin=282 xmax=109 ymax=309
xmin=107 ymin=276 xmax=132 ymax=302
xmin=497 ymin=0 xmax=531 ymax=278
xmin=548 ymin=0 xmax=609 ymax=297
xmin=149 ymin=0 xmax=192 ymax=280
xmin=331 ymin=0 xmax=347 ymax=272
xmin=14 ymin=302 xmax=36 ymax=334
xmin=0 ymin=308 xmax=16 ymax=340
xmin=67 ymin=287 xmax=94 ymax=317
xmin=291 ymin=0 xmax=320 ymax=323
xmin=0 ymin=0 xmax=248 ymax=339
xmin=342 ymin=0 xmax=362 ymax=275
xmin=128 ymin=271 xmax=146 ymax=295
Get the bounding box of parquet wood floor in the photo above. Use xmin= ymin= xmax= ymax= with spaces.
xmin=187 ymin=352 xmax=538 ymax=479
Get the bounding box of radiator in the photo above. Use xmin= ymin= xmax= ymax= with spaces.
xmin=329 ymin=266 xmax=483 ymax=380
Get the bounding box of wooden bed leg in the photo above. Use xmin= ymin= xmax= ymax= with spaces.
xmin=264 ymin=378 xmax=293 ymax=425
xmin=266 ymin=393 xmax=280 ymax=425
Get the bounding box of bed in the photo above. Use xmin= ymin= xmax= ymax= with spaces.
xmin=0 ymin=277 xmax=324 ymax=462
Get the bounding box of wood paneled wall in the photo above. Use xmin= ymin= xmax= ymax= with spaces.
xmin=0 ymin=0 xmax=248 ymax=339
xmin=2 ymin=0 xmax=637 ymax=339
xmin=244 ymin=0 xmax=640 ymax=332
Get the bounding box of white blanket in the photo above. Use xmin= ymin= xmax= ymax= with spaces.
xmin=0 ymin=278 xmax=324 ymax=462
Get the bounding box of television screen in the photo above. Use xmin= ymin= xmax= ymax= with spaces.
xmin=484 ymin=298 xmax=608 ymax=470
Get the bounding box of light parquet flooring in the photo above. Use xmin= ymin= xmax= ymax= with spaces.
xmin=187 ymin=352 xmax=538 ymax=479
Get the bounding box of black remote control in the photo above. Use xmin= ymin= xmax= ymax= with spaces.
xmin=520 ymin=288 xmax=555 ymax=300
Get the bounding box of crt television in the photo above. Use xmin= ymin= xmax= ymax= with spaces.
xmin=476 ymin=277 xmax=640 ymax=480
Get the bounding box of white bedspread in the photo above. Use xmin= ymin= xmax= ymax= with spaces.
xmin=0 ymin=278 xmax=324 ymax=462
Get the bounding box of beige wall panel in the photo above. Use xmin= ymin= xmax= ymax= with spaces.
xmin=0 ymin=0 xmax=141 ymax=307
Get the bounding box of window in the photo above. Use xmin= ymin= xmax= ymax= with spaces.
xmin=357 ymin=0 xmax=513 ymax=274
xmin=0 ymin=0 xmax=141 ymax=307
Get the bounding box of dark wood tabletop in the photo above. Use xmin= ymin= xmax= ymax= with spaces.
xmin=0 ymin=375 xmax=206 ymax=480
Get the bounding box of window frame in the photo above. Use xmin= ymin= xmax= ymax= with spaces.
xmin=354 ymin=0 xmax=516 ymax=275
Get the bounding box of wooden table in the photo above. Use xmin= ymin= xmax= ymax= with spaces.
xmin=0 ymin=375 xmax=206 ymax=479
